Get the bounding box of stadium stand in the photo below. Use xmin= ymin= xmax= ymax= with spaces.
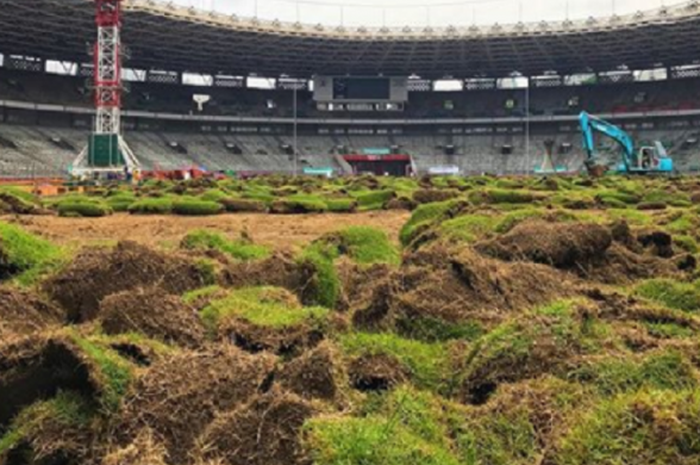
xmin=1 ymin=0 xmax=700 ymax=176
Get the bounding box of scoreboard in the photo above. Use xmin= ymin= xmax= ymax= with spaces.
xmin=313 ymin=76 xmax=408 ymax=103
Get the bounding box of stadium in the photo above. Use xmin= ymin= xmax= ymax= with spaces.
xmin=3 ymin=1 xmax=700 ymax=465
xmin=0 ymin=0 xmax=699 ymax=177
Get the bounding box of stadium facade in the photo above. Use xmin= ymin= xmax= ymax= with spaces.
xmin=0 ymin=0 xmax=699 ymax=176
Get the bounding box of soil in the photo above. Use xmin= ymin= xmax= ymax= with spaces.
xmin=117 ymin=345 xmax=276 ymax=465
xmin=43 ymin=241 xmax=210 ymax=322
xmin=6 ymin=179 xmax=700 ymax=464
xmin=220 ymin=317 xmax=324 ymax=356
xmin=474 ymin=220 xmax=613 ymax=269
xmin=387 ymin=245 xmax=573 ymax=332
xmin=278 ymin=342 xmax=344 ymax=402
xmin=0 ymin=287 xmax=65 ymax=337
xmin=198 ymin=388 xmax=316 ymax=465
xmin=3 ymin=211 xmax=410 ymax=251
xmin=220 ymin=251 xmax=304 ymax=291
xmin=348 ymin=353 xmax=409 ymax=392
xmin=99 ymin=287 xmax=206 ymax=348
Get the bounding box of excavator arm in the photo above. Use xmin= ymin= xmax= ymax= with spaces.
xmin=579 ymin=111 xmax=636 ymax=172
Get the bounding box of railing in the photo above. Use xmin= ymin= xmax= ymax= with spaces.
xmin=3 ymin=99 xmax=700 ymax=126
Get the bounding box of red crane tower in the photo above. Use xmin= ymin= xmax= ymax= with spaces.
xmin=74 ymin=0 xmax=139 ymax=175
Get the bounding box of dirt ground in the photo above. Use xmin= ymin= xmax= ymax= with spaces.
xmin=2 ymin=211 xmax=411 ymax=250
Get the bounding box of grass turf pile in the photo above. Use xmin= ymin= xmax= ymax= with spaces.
xmin=5 ymin=174 xmax=700 ymax=465
xmin=55 ymin=196 xmax=113 ymax=218
xmin=0 ymin=221 xmax=65 ymax=285
xmin=181 ymin=229 xmax=270 ymax=261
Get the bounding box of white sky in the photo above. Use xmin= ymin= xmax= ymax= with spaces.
xmin=170 ymin=0 xmax=675 ymax=28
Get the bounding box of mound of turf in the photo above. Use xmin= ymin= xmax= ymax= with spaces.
xmin=0 ymin=188 xmax=42 ymax=214
xmin=0 ymin=287 xmax=65 ymax=338
xmin=0 ymin=391 xmax=94 ymax=461
xmin=104 ymin=192 xmax=137 ymax=212
xmin=0 ymin=221 xmax=64 ymax=284
xmin=325 ymin=197 xmax=358 ymax=213
xmin=270 ymin=194 xmax=328 ymax=214
xmin=172 ymin=198 xmax=224 ymax=216
xmin=469 ymin=188 xmax=545 ymax=205
xmin=181 ymin=229 xmax=270 ymax=261
xmin=117 ymin=346 xmax=276 ymax=464
xmin=57 ymin=198 xmax=112 ymax=218
xmin=200 ymin=286 xmax=328 ymax=332
xmin=43 ymin=241 xmax=211 ymax=322
xmin=199 ymin=389 xmax=316 ymax=465
xmin=298 ymin=242 xmax=342 ymax=308
xmin=399 ymin=199 xmax=465 ymax=246
xmin=128 ymin=198 xmax=173 ymax=214
xmin=339 ymin=332 xmax=450 ymax=392
xmin=553 ymin=390 xmax=700 ymax=464
xmin=475 ymin=220 xmax=612 ymax=269
xmin=317 ymin=226 xmax=400 ymax=266
xmin=220 ymin=198 xmax=267 ymax=212
xmin=351 ymin=189 xmax=395 ymax=211
xmin=99 ymin=286 xmax=206 ymax=348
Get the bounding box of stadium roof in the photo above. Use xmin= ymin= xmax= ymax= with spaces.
xmin=0 ymin=0 xmax=699 ymax=79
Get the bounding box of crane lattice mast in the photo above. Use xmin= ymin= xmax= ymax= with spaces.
xmin=73 ymin=0 xmax=139 ymax=175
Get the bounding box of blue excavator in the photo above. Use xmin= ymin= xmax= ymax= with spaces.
xmin=579 ymin=111 xmax=673 ymax=175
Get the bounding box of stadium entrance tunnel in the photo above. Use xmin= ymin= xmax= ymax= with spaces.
xmin=343 ymin=154 xmax=412 ymax=176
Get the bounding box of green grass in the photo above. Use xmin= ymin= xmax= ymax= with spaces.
xmin=0 ymin=186 xmax=39 ymax=204
xmin=298 ymin=242 xmax=341 ymax=308
xmin=351 ymin=189 xmax=395 ymax=211
xmin=325 ymin=197 xmax=357 ymax=212
xmin=455 ymin=403 xmax=537 ymax=465
xmin=220 ymin=197 xmax=267 ymax=212
xmin=70 ymin=334 xmax=134 ymax=412
xmin=241 ymin=187 xmax=276 ymax=204
xmin=595 ymin=190 xmax=640 ymax=205
xmin=469 ymin=188 xmax=544 ymax=205
xmin=439 ymin=214 xmax=496 ymax=243
xmin=454 ymin=376 xmax=584 ymax=465
xmin=0 ymin=187 xmax=41 ymax=213
xmin=0 ymin=221 xmax=66 ymax=285
xmin=644 ymin=322 xmax=696 ymax=339
xmin=338 ymin=332 xmax=451 ymax=392
xmin=554 ymin=390 xmax=700 ymax=465
xmin=325 ymin=226 xmax=400 ymax=266
xmin=635 ymin=279 xmax=700 ymax=313
xmin=104 ymin=192 xmax=137 ymax=212
xmin=459 ymin=321 xmax=538 ymax=383
xmin=271 ymin=194 xmax=328 ymax=213
xmin=605 ymin=208 xmax=652 ymax=226
xmin=673 ymin=235 xmax=699 ymax=254
xmin=399 ymin=199 xmax=463 ymax=246
xmin=665 ymin=212 xmax=698 ymax=234
xmin=181 ymin=229 xmax=270 ymax=261
xmin=182 ymin=285 xmax=224 ymax=305
xmin=199 ymin=188 xmax=231 ymax=203
xmin=304 ymin=414 xmax=460 ymax=465
xmin=643 ymin=190 xmax=692 ymax=207
xmin=172 ymin=198 xmax=224 ymax=216
xmin=57 ymin=199 xmax=112 ymax=217
xmin=200 ymin=286 xmax=329 ymax=331
xmin=128 ymin=197 xmax=173 ymax=214
xmin=569 ymin=349 xmax=698 ymax=396
xmin=396 ymin=315 xmax=484 ymax=343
